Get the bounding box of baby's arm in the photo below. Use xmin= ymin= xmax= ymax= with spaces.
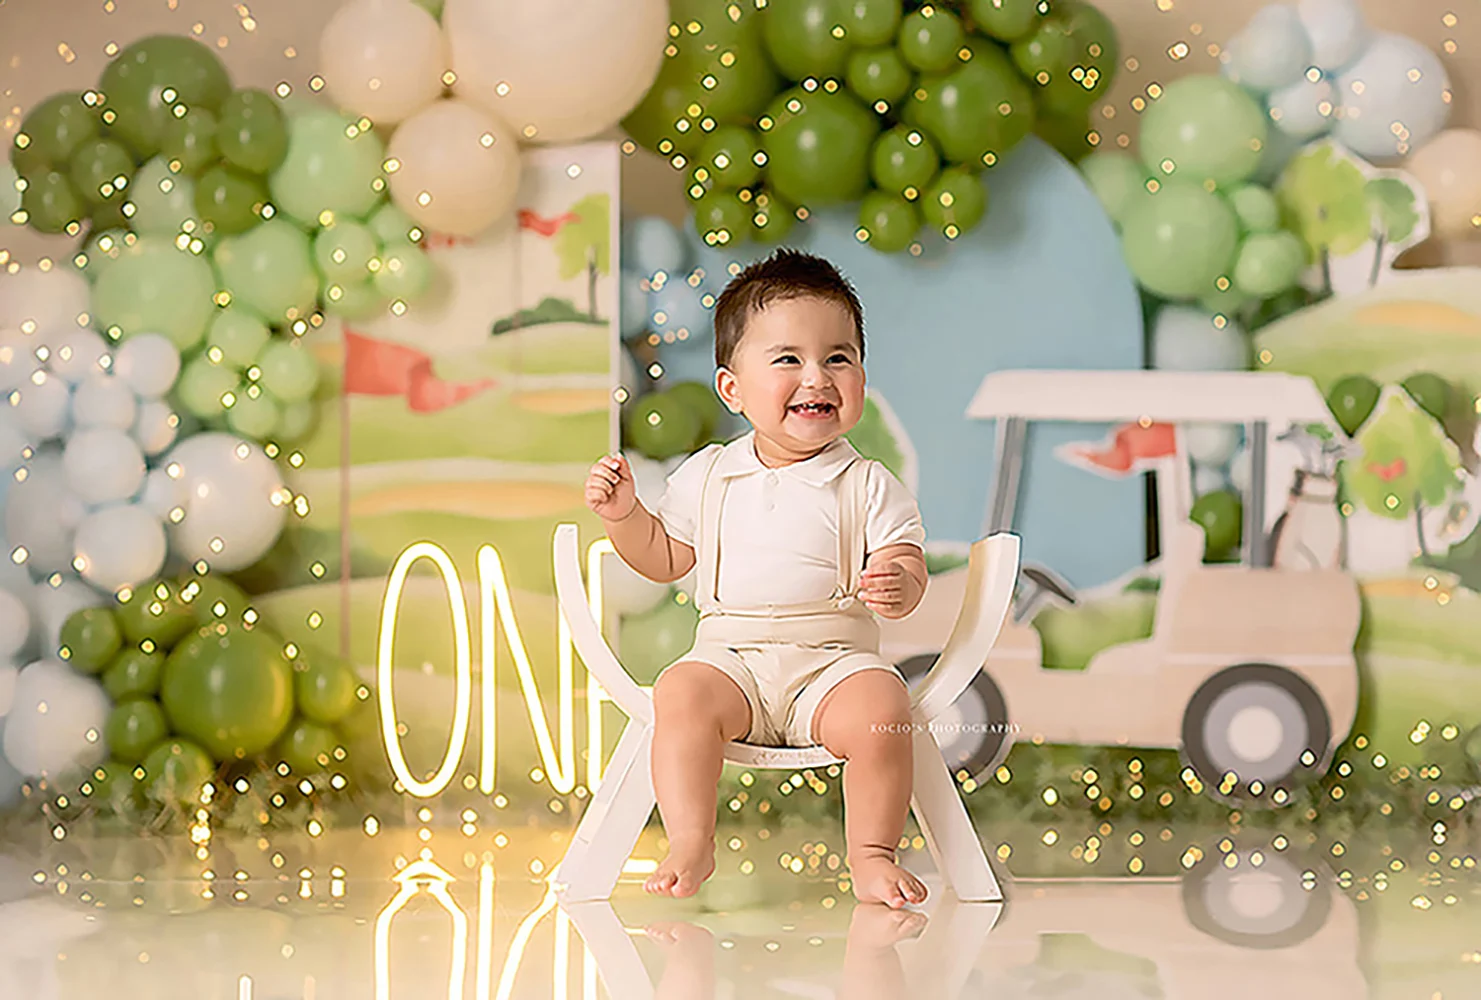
xmin=859 ymin=544 xmax=927 ymax=619
xmin=585 ymin=454 xmax=697 ymax=583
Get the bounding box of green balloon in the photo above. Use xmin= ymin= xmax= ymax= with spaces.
xmin=750 ymin=189 xmax=796 ymax=244
xmin=764 ymin=87 xmax=878 ymax=207
xmin=14 ymin=92 xmax=100 ymax=172
xmin=226 ymin=384 xmax=282 ymax=440
xmin=89 ymin=194 xmax=132 ymax=233
xmin=217 ymin=89 xmax=289 ymax=175
xmin=1034 ymin=108 xmax=1097 ymax=163
xmin=206 ymin=307 xmax=271 ymax=369
xmin=625 ymin=72 xmax=729 ymax=159
xmin=920 ymin=167 xmax=988 ymax=237
xmin=256 ymin=339 xmax=320 ymax=404
xmin=846 ymin=47 xmax=913 ymax=108
xmin=970 ymin=0 xmax=1047 ymax=42
xmin=1200 ymin=283 xmax=1252 ymax=319
xmin=697 ymin=126 xmax=763 ymax=190
xmin=618 ymin=595 xmax=698 ymax=684
xmin=906 ymin=41 xmax=1035 ymax=168
xmin=99 ymin=36 xmax=233 ymax=159
xmin=213 ymin=219 xmax=319 ymax=323
xmin=839 ymin=0 xmax=901 ymax=46
xmin=324 ymin=277 xmax=388 ymax=320
xmin=1140 ymin=75 xmax=1267 ymax=189
xmin=294 ymin=655 xmax=358 ymax=725
xmin=103 ymin=647 xmax=166 ymax=701
xmin=274 ymin=719 xmax=338 ymax=773
xmin=1326 ymin=375 xmax=1381 ymax=437
xmin=139 ymin=738 xmax=216 ymax=805
xmin=1190 ymin=490 xmax=1242 ymax=561
xmin=92 ymin=236 xmax=217 ymax=347
xmin=128 ymin=157 xmax=198 ymax=236
xmin=277 ymin=400 xmax=318 ymax=442
xmin=1079 ymin=151 xmax=1150 ymax=224
xmin=858 ymin=191 xmax=921 ymax=253
xmin=195 ymin=165 xmax=268 ymax=235
xmin=626 ymin=391 xmax=702 ymax=460
xmin=1228 ymin=183 xmax=1281 ymax=234
xmin=60 ymin=608 xmax=123 ymax=673
xmin=268 ymin=110 xmax=385 ymax=226
xmin=159 ymin=105 xmax=219 ymax=176
xmin=871 ymin=126 xmax=939 ymax=197
xmin=1232 ymin=231 xmax=1304 ymax=298
xmin=177 ymin=355 xmax=239 ymax=418
xmin=115 ymin=579 xmax=195 ymax=648
xmin=374 ymin=244 xmax=434 ymax=302
xmin=692 ymin=188 xmax=753 ymax=248
xmin=161 ymin=625 xmax=295 ymax=760
xmin=667 ymin=380 xmax=726 ymax=442
xmin=20 ymin=170 xmax=85 ymax=234
xmin=410 ymin=0 xmax=445 ymax=16
xmin=1401 ymin=372 xmax=1451 ymax=423
xmin=761 ymin=0 xmax=852 ymax=81
xmin=313 ymin=222 xmax=378 ymax=283
xmin=67 ymin=138 xmax=135 ymax=207
xmin=368 ymin=202 xmax=420 ymax=246
xmin=79 ymin=759 xmax=143 ymax=812
xmin=1120 ymin=179 xmax=1238 ymax=300
xmin=899 ymin=7 xmax=966 ymax=73
xmin=80 ymin=228 xmax=136 ymax=283
xmin=1011 ymin=0 xmax=1118 ymax=115
xmin=105 ymin=698 xmax=171 ymax=764
xmin=177 ymin=573 xmax=252 ymax=625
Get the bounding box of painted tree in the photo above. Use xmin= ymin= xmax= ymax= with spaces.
xmin=555 ymin=193 xmax=612 ymax=321
xmin=1276 ymin=143 xmax=1370 ymax=297
xmin=1364 ymin=177 xmax=1420 ymax=286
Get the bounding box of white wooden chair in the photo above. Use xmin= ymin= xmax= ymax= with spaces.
xmin=548 ymin=523 xmax=1021 ymax=904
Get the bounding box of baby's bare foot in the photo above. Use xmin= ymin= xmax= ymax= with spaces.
xmin=647 ymin=921 xmax=715 ymax=1000
xmin=848 ymin=852 xmax=928 ymax=909
xmin=645 ymin=839 xmax=715 ymax=897
xmin=848 ymin=902 xmax=928 ymax=948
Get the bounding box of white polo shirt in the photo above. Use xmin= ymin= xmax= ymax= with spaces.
xmin=655 ymin=432 xmax=925 ymax=607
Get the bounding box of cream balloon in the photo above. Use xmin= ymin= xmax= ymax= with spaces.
xmin=319 ymin=0 xmax=448 ymax=125
xmin=444 ymin=0 xmax=668 ymax=144
xmin=386 ymin=99 xmax=521 ymax=237
xmin=1408 ymin=129 xmax=1481 ymax=240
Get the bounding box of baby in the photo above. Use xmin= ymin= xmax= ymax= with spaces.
xmin=584 ymin=249 xmax=930 ymax=909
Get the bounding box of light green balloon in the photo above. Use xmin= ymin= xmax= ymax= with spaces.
xmin=256 ymin=339 xmax=319 ymax=404
xmin=1232 ymin=231 xmax=1305 ymax=298
xmin=1120 ymin=179 xmax=1239 ymax=301
xmin=212 ymin=219 xmax=319 ymax=323
xmin=323 ymin=277 xmax=387 ymax=320
xmin=78 ymin=228 xmax=137 ymax=284
xmin=1079 ymin=151 xmax=1151 ymax=226
xmin=1139 ymin=75 xmax=1268 ymax=188
xmin=268 ymin=110 xmax=386 ymax=226
xmin=373 ymin=244 xmax=433 ymax=301
xmin=93 ymin=237 xmax=217 ymax=348
xmin=225 ymin=385 xmax=282 ymax=439
xmin=128 ymin=157 xmax=199 ymax=236
xmin=368 ymin=202 xmax=419 ymax=246
xmin=176 ymin=356 xmax=239 ymax=418
xmin=206 ymin=308 xmax=270 ymax=369
xmin=277 ymin=399 xmax=317 ymax=442
xmin=313 ymin=222 xmax=378 ymax=283
xmin=1227 ymin=183 xmax=1281 ymax=234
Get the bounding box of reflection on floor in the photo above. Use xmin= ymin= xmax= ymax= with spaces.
xmin=0 ymin=819 xmax=1477 ymax=999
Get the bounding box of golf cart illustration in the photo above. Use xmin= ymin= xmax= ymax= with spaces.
xmin=880 ymin=370 xmax=1362 ymax=801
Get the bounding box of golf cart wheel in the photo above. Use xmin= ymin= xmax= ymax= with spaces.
xmin=897 ymin=653 xmax=1012 ymax=783
xmin=1182 ymin=845 xmax=1332 ymax=949
xmin=1181 ymin=664 xmax=1332 ymax=802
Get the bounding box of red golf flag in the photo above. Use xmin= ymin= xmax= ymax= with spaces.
xmin=343 ymin=329 xmax=498 ymax=413
xmin=518 ymin=209 xmax=579 ymax=237
xmin=1056 ymin=422 xmax=1179 ymax=477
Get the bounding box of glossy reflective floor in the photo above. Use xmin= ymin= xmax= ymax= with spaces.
xmin=1 ymin=819 xmax=1477 ymax=999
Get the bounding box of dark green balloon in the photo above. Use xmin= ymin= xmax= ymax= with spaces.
xmin=99 ymin=35 xmax=233 ymax=159
xmin=1401 ymin=372 xmax=1451 ymax=424
xmin=1035 ymin=108 xmax=1097 ymax=163
xmin=195 ymin=165 xmax=268 ymax=235
xmin=177 ymin=573 xmax=252 ymax=625
xmin=761 ymin=0 xmax=852 ymax=81
xmin=273 ymin=719 xmax=338 ymax=773
xmin=696 ymin=126 xmax=763 ymax=190
xmin=970 ymin=0 xmax=1047 ymax=42
xmin=838 ymin=0 xmax=901 ymax=46
xmin=67 ymin=138 xmax=135 ymax=206
xmin=160 ymin=105 xmax=220 ymax=175
xmin=1190 ymin=489 xmax=1243 ymax=561
xmin=625 ymin=391 xmax=702 ymax=461
xmin=845 ymin=47 xmax=913 ymax=108
xmin=692 ymin=187 xmax=753 ymax=247
xmin=898 ymin=7 xmax=966 ymax=73
xmin=79 ymin=759 xmax=143 ymax=812
xmin=750 ymin=189 xmax=796 ymax=243
xmin=14 ymin=92 xmax=100 ymax=173
xmin=21 ymin=170 xmax=85 ymax=233
xmin=106 ymin=698 xmax=171 ymax=764
xmin=920 ymin=166 xmax=989 ymax=236
xmin=1326 ymin=375 xmax=1380 ymax=437
xmin=60 ymin=608 xmax=124 ymax=674
xmin=103 ymin=647 xmax=166 ymax=701
xmin=294 ymin=655 xmax=359 ymax=725
xmin=906 ymin=40 xmax=1035 ymax=168
xmin=115 ymin=580 xmax=196 ymax=648
xmin=217 ymin=89 xmax=289 ymax=175
xmin=858 ymin=191 xmax=921 ymax=253
xmin=870 ymin=126 xmax=940 ymax=197
xmin=668 ymin=380 xmax=726 ymax=442
xmin=763 ymin=87 xmax=878 ymax=207
xmin=1010 ymin=0 xmax=1119 ymax=116
xmin=161 ymin=625 xmax=294 ymax=761
xmin=140 ymin=738 xmax=216 ymax=805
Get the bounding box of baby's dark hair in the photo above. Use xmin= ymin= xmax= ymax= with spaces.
xmin=711 ymin=248 xmax=864 ymax=370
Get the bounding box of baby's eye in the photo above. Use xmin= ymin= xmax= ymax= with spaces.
xmin=828 ymin=354 xmax=853 ymax=364
xmin=773 ymin=354 xmax=799 ymax=364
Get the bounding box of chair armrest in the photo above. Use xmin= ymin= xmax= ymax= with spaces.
xmin=554 ymin=524 xmax=655 ymax=726
xmin=909 ymin=532 xmax=1020 ymax=724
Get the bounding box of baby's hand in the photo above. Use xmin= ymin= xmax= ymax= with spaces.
xmin=859 ymin=556 xmax=908 ymax=617
xmin=585 ymin=454 xmax=638 ymax=522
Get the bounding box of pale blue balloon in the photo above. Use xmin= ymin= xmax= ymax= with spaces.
xmin=47 ymin=328 xmax=109 ymax=384
xmin=11 ymin=370 xmax=71 ymax=440
xmin=1298 ymin=0 xmax=1369 ymax=72
xmin=1333 ymin=33 xmax=1452 ymax=159
xmin=1150 ymin=305 xmax=1250 ymax=371
xmin=0 ymin=587 xmax=28 ymax=659
xmin=648 ymin=277 xmax=714 ymax=350
xmin=1224 ymin=5 xmax=1312 ymax=93
xmin=138 ymin=466 xmax=185 ymax=520
xmin=63 ymin=427 xmax=145 ymax=507
xmin=111 ymin=332 xmax=181 ymax=399
xmin=1267 ymin=75 xmax=1337 ymax=139
xmin=621 ymin=217 xmax=688 ymax=279
xmin=0 ymin=329 xmax=37 ymax=393
xmin=619 ymin=270 xmax=651 ymax=338
xmin=71 ymin=372 xmax=138 ymax=430
xmin=1252 ymin=123 xmax=1307 ymax=184
xmin=4 ymin=450 xmax=85 ymax=576
xmin=132 ymin=399 xmax=179 ymax=457
xmin=72 ymin=503 xmax=167 ymax=591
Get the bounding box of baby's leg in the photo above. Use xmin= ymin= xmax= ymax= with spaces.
xmin=812 ymin=670 xmax=928 ymax=909
xmin=648 ymin=661 xmax=751 ymax=898
xmin=840 ymin=903 xmax=928 ymax=1000
xmin=646 ymin=921 xmax=716 ymax=1000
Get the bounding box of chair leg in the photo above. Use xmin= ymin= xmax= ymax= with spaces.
xmin=551 ymin=719 xmax=657 ymax=902
xmin=908 ymin=729 xmax=1004 ymax=903
xmin=559 ymin=900 xmax=656 ymax=1000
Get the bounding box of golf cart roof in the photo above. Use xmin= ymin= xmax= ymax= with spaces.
xmin=966 ymin=369 xmax=1333 ymax=425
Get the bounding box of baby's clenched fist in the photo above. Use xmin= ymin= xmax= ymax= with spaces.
xmin=585 ymin=453 xmax=638 ymax=522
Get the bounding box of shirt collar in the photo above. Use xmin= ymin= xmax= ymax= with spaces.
xmin=713 ymin=431 xmax=861 ymax=486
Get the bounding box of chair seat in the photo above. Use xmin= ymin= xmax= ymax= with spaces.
xmin=724 ymin=741 xmax=843 ymax=769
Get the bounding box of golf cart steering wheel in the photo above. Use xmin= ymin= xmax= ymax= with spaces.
xmin=1013 ymin=563 xmax=1079 ymax=623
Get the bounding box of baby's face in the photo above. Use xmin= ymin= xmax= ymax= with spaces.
xmin=716 ymin=296 xmax=866 ymax=455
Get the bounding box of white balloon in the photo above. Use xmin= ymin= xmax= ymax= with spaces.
xmin=321 ymin=0 xmax=447 ymax=125
xmin=0 ymin=409 xmax=26 ymax=471
xmin=35 ymin=578 xmax=105 ymax=657
xmin=46 ymin=328 xmax=109 ymax=384
xmin=1229 ymin=447 xmax=1253 ymax=495
xmin=163 ymin=433 xmax=288 ymax=572
xmin=0 ymin=720 xmax=22 ymax=808
xmin=0 ymin=268 xmax=90 ymax=343
xmin=139 ymin=465 xmax=186 ymax=520
xmin=0 ymin=590 xmax=27 ymax=660
xmin=1407 ymin=129 xmax=1481 ymax=240
xmin=1185 ymin=424 xmax=1242 ymax=466
xmin=0 ymin=327 xmax=40 ymax=393
xmin=10 ymin=369 xmax=71 ymax=440
xmin=63 ymin=427 xmax=145 ymax=507
xmin=112 ymin=333 xmax=182 ymax=398
xmin=132 ymin=399 xmax=180 ymax=457
xmin=2 ymin=660 xmax=109 ymax=779
xmin=4 ymin=451 xmax=86 ymax=575
xmin=71 ymin=372 xmax=138 ymax=430
xmin=1267 ymin=76 xmax=1338 ymax=140
xmin=1193 ymin=462 xmax=1231 ymax=496
xmin=387 ymin=99 xmax=522 ymax=238
xmin=1334 ymin=33 xmax=1452 ymax=160
xmin=445 ymin=0 xmax=668 ymax=144
xmin=1223 ymin=6 xmax=1312 ymax=93
xmin=73 ymin=504 xmax=167 ymax=591
xmin=1298 ymin=0 xmax=1368 ymax=72
xmin=0 ymin=660 xmax=16 ymax=717
xmin=1151 ymin=307 xmax=1249 ymax=371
